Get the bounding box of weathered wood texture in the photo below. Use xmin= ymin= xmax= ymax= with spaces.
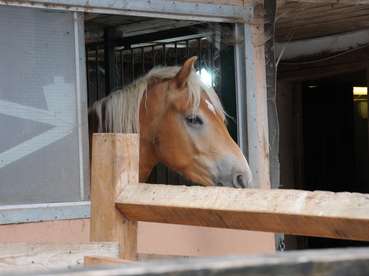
xmin=176 ymin=0 xmax=245 ymax=6
xmin=84 ymin=256 xmax=132 ymax=266
xmin=0 ymin=242 xmax=118 ymax=273
xmin=276 ymin=2 xmax=369 ymax=41
xmin=278 ymin=47 xmax=369 ymax=81
xmin=40 ymin=247 xmax=369 ymax=276
xmin=90 ymin=133 xmax=139 ymax=260
xmin=244 ymin=5 xmax=271 ymax=189
xmin=117 ymin=184 xmax=369 ymax=241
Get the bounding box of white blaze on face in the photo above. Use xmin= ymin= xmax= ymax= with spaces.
xmin=205 ymin=99 xmax=216 ymax=114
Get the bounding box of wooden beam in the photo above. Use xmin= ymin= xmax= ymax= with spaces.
xmin=40 ymin=247 xmax=369 ymax=275
xmin=276 ymin=29 xmax=369 ymax=61
xmin=84 ymin=256 xmax=132 ymax=266
xmin=116 ymin=184 xmax=369 ymax=241
xmin=0 ymin=242 xmax=118 ymax=273
xmin=244 ymin=5 xmax=271 ymax=189
xmin=285 ymin=0 xmax=369 ymax=4
xmin=90 ymin=133 xmax=139 ymax=260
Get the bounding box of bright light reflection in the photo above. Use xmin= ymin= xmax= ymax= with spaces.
xmin=353 ymin=86 xmax=368 ymax=96
xmin=197 ymin=68 xmax=213 ymax=87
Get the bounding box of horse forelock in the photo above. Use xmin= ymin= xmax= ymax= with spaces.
xmin=89 ymin=66 xmax=225 ymax=134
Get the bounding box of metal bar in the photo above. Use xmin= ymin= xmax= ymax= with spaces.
xmin=152 ymin=46 xmax=155 ymax=66
xmin=174 ymin=42 xmax=178 ymax=65
xmin=131 ymin=48 xmax=134 ymax=80
xmin=141 ymin=47 xmax=145 ymax=74
xmin=162 ymin=44 xmax=166 ymax=65
xmin=73 ymin=12 xmax=89 ymax=201
xmin=0 ymin=0 xmax=252 ymax=23
xmin=186 ymin=40 xmax=189 ymax=58
xmin=95 ymin=46 xmax=99 ymax=100
xmin=104 ymin=27 xmax=115 ymax=94
xmin=197 ymin=38 xmax=201 ymax=69
xmin=86 ymin=48 xmax=90 ymax=106
xmin=210 ymin=39 xmax=215 ymax=86
xmin=120 ymin=50 xmax=123 ymax=87
xmin=0 ymin=201 xmax=90 ymax=224
xmin=234 ymin=24 xmax=247 ymax=155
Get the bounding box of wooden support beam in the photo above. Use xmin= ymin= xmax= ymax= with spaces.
xmin=90 ymin=133 xmax=139 ymax=260
xmin=244 ymin=5 xmax=271 ymax=189
xmin=84 ymin=256 xmax=132 ymax=267
xmin=116 ymin=184 xmax=369 ymax=241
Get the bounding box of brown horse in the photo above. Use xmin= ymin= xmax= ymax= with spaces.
xmin=89 ymin=57 xmax=252 ymax=188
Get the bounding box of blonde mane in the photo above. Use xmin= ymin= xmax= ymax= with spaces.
xmin=91 ymin=66 xmax=225 ymax=133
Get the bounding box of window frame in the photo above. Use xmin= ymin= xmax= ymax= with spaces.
xmin=0 ymin=1 xmax=252 ymax=224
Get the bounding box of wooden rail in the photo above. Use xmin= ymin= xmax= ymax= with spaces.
xmin=117 ymin=183 xmax=369 ymax=241
xmin=90 ymin=133 xmax=369 ymax=262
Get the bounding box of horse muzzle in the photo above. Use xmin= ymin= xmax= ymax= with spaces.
xmin=213 ymin=155 xmax=253 ymax=188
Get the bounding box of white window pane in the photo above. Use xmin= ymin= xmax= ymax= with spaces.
xmin=0 ymin=6 xmax=84 ymax=204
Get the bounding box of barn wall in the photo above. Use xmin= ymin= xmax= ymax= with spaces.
xmin=0 ymin=220 xmax=275 ymax=257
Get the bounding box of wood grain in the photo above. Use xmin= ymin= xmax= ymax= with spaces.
xmin=84 ymin=256 xmax=132 ymax=266
xmin=116 ymin=184 xmax=369 ymax=241
xmin=32 ymin=247 xmax=369 ymax=276
xmin=276 ymin=2 xmax=369 ymax=41
xmin=90 ymin=133 xmax=139 ymax=260
xmin=0 ymin=242 xmax=118 ymax=273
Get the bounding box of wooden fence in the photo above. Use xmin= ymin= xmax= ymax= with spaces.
xmin=90 ymin=133 xmax=369 ymax=260
xmin=2 ymin=132 xmax=369 ymax=274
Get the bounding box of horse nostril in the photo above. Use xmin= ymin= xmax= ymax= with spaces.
xmin=233 ymin=173 xmax=247 ymax=188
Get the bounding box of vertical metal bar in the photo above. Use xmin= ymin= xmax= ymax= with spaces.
xmin=95 ymin=46 xmax=99 ymax=100
xmin=186 ymin=40 xmax=189 ymax=58
xmin=120 ymin=50 xmax=124 ymax=87
xmin=141 ymin=47 xmax=145 ymax=74
xmin=162 ymin=44 xmax=166 ymax=65
xmin=211 ymin=33 xmax=215 ymax=69
xmin=152 ymin=45 xmax=155 ymax=66
xmin=174 ymin=42 xmax=178 ymax=65
xmin=234 ymin=24 xmax=247 ymax=155
xmin=73 ymin=12 xmax=88 ymax=201
xmin=131 ymin=48 xmax=134 ymax=80
xmin=197 ymin=38 xmax=201 ymax=69
xmin=85 ymin=47 xmax=90 ymax=106
xmin=104 ymin=28 xmax=114 ymax=95
xmin=210 ymin=39 xmax=215 ymax=87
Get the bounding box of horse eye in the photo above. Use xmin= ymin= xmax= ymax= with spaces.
xmin=185 ymin=115 xmax=203 ymax=126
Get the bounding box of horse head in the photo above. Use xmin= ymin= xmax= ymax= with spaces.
xmin=139 ymin=57 xmax=253 ymax=188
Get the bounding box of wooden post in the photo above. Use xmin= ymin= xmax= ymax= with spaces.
xmin=244 ymin=4 xmax=271 ymax=189
xmin=90 ymin=133 xmax=139 ymax=260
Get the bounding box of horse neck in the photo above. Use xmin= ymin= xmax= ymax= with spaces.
xmin=138 ymin=80 xmax=169 ymax=181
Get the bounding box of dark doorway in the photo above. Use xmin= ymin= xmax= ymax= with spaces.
xmin=300 ymin=71 xmax=369 ymax=248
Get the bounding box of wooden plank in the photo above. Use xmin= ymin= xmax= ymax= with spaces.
xmin=84 ymin=256 xmax=132 ymax=266
xmin=90 ymin=133 xmax=139 ymax=260
xmin=243 ymin=5 xmax=271 ymax=189
xmin=289 ymin=0 xmax=369 ymax=4
xmin=0 ymin=242 xmax=118 ymax=273
xmin=116 ymin=184 xmax=369 ymax=241
xmin=35 ymin=247 xmax=369 ymax=275
xmin=176 ymin=0 xmax=245 ymax=6
xmin=276 ymin=2 xmax=369 ymax=41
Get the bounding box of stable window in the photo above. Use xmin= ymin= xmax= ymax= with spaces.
xmin=0 ymin=6 xmax=89 ymax=223
xmin=85 ymin=16 xmax=239 ymax=185
xmin=0 ymin=1 xmax=251 ymax=225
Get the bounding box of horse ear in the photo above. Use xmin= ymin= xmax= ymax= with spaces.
xmin=174 ymin=56 xmax=197 ymax=89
